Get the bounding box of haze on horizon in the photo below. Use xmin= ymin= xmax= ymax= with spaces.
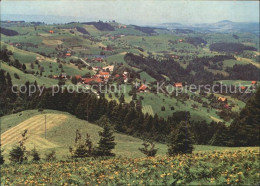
xmin=1 ymin=1 xmax=259 ymax=25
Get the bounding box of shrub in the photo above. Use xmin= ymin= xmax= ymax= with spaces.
xmin=0 ymin=145 xmax=4 ymax=165
xmin=138 ymin=141 xmax=158 ymax=157
xmin=69 ymin=129 xmax=94 ymax=158
xmin=31 ymin=148 xmax=40 ymax=162
xmin=45 ymin=150 xmax=56 ymax=162
xmin=14 ymin=73 xmax=20 ymax=79
xmin=9 ymin=130 xmax=28 ymax=163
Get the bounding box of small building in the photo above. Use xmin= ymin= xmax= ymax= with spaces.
xmin=49 ymin=30 xmax=54 ymax=34
xmin=115 ymin=74 xmax=120 ymax=78
xmin=75 ymin=75 xmax=82 ymax=80
xmin=240 ymin=86 xmax=246 ymax=91
xmin=251 ymin=81 xmax=257 ymax=85
xmin=218 ymin=97 xmax=227 ymax=102
xmin=139 ymin=84 xmax=148 ymax=92
xmin=96 ymin=71 xmax=110 ymax=79
xmin=60 ymin=73 xmax=67 ymax=79
xmin=95 ymin=57 xmax=103 ymax=62
xmin=224 ymin=104 xmax=231 ymax=109
xmin=66 ymin=53 xmax=71 ymax=57
xmin=174 ymin=82 xmax=183 ymax=88
xmin=82 ymin=78 xmax=103 ymax=84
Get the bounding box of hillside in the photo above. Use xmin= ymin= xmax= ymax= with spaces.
xmin=1 ymin=110 xmax=257 ymax=161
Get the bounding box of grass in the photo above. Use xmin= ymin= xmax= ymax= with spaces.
xmin=0 ymin=62 xmax=59 ymax=87
xmin=1 ymin=149 xmax=259 ymax=185
xmin=1 ymin=109 xmax=257 ymax=161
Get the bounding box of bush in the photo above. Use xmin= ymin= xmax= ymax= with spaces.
xmin=9 ymin=130 xmax=28 ymax=163
xmin=45 ymin=150 xmax=56 ymax=162
xmin=14 ymin=73 xmax=20 ymax=79
xmin=138 ymin=141 xmax=158 ymax=157
xmin=0 ymin=145 xmax=4 ymax=165
xmin=31 ymin=148 xmax=40 ymax=162
xmin=69 ymin=129 xmax=94 ymax=158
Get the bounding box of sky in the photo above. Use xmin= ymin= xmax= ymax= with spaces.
xmin=1 ymin=1 xmax=259 ymax=25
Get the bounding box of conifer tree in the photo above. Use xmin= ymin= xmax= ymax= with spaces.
xmin=96 ymin=124 xmax=116 ymax=156
xmin=9 ymin=130 xmax=28 ymax=163
xmin=0 ymin=144 xmax=4 ymax=165
xmin=168 ymin=121 xmax=194 ymax=156
xmin=31 ymin=147 xmax=40 ymax=162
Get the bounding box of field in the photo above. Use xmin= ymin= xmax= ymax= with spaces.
xmin=1 ymin=109 xmax=257 ymax=161
xmin=1 ymin=150 xmax=259 ymax=185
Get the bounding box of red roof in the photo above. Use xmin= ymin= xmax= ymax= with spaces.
xmin=83 ymin=78 xmax=102 ymax=84
xmin=115 ymin=74 xmax=120 ymax=78
xmin=174 ymin=83 xmax=183 ymax=87
xmin=66 ymin=53 xmax=71 ymax=56
xmin=240 ymin=86 xmax=246 ymax=90
xmin=95 ymin=58 xmax=103 ymax=62
xmin=251 ymin=81 xmax=257 ymax=85
xmin=49 ymin=30 xmax=54 ymax=33
xmin=75 ymin=75 xmax=82 ymax=80
xmin=224 ymin=104 xmax=231 ymax=109
xmin=139 ymin=84 xmax=147 ymax=91
xmin=99 ymin=72 xmax=110 ymax=76
xmin=218 ymin=97 xmax=227 ymax=102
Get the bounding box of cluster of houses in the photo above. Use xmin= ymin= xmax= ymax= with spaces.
xmin=239 ymin=81 xmax=258 ymax=91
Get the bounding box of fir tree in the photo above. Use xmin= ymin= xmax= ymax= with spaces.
xmin=168 ymin=121 xmax=194 ymax=156
xmin=31 ymin=147 xmax=40 ymax=162
xmin=0 ymin=144 xmax=4 ymax=165
xmin=9 ymin=130 xmax=28 ymax=163
xmin=96 ymin=124 xmax=116 ymax=156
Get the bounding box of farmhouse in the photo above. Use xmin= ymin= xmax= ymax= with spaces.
xmin=251 ymin=81 xmax=257 ymax=85
xmin=240 ymin=86 xmax=246 ymax=91
xmin=174 ymin=82 xmax=183 ymax=88
xmin=66 ymin=53 xmax=71 ymax=57
xmin=96 ymin=71 xmax=110 ymax=79
xmin=95 ymin=57 xmax=103 ymax=62
xmin=75 ymin=75 xmax=82 ymax=80
xmin=82 ymin=78 xmax=103 ymax=84
xmin=224 ymin=104 xmax=231 ymax=109
xmin=218 ymin=97 xmax=227 ymax=102
xmin=139 ymin=84 xmax=148 ymax=92
xmin=49 ymin=30 xmax=54 ymax=34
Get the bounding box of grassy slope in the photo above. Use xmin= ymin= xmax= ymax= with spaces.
xmin=1 ymin=110 xmax=257 ymax=161
xmin=0 ymin=61 xmax=59 ymax=86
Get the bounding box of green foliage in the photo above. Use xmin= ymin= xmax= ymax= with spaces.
xmin=168 ymin=121 xmax=194 ymax=156
xmin=96 ymin=124 xmax=116 ymax=157
xmin=138 ymin=141 xmax=158 ymax=157
xmin=1 ymin=150 xmax=259 ymax=185
xmin=30 ymin=148 xmax=41 ymax=162
xmin=44 ymin=150 xmax=56 ymax=162
xmin=69 ymin=129 xmax=94 ymax=158
xmin=0 ymin=145 xmax=4 ymax=165
xmin=9 ymin=130 xmax=28 ymax=163
xmin=229 ymin=87 xmax=260 ymax=146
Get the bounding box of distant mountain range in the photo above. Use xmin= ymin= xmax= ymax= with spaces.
xmin=1 ymin=14 xmax=259 ymax=35
xmin=158 ymin=20 xmax=259 ymax=35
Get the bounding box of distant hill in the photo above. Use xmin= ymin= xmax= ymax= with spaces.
xmin=82 ymin=21 xmax=115 ymax=31
xmin=0 ymin=27 xmax=19 ymax=36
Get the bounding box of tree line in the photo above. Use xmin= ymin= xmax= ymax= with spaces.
xmin=0 ymin=69 xmax=259 ymax=147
